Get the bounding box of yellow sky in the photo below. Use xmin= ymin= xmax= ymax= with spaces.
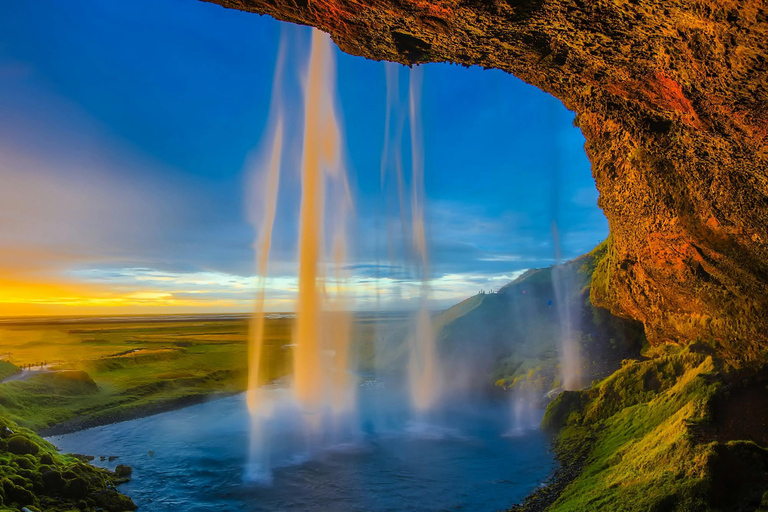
xmin=0 ymin=276 xmax=249 ymax=317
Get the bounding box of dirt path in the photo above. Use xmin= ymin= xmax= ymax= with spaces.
xmin=1 ymin=366 xmax=55 ymax=384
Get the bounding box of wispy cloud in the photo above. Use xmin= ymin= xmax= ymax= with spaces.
xmin=0 ymin=3 xmax=608 ymax=316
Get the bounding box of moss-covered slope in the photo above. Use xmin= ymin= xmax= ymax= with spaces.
xmin=516 ymin=345 xmax=768 ymax=512
xmin=0 ymin=415 xmax=135 ymax=512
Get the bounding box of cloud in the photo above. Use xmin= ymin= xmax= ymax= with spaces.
xmin=0 ymin=72 xmax=263 ymax=285
xmin=0 ymin=11 xmax=609 ymax=316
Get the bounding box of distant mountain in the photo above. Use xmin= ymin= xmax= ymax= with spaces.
xmin=436 ymin=241 xmax=646 ymax=396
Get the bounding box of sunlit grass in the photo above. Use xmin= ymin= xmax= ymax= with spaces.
xmin=0 ymin=315 xmax=402 ymax=432
xmin=533 ymin=347 xmax=768 ymax=512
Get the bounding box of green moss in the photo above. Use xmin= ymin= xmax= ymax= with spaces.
xmin=552 ymin=355 xmax=716 ymax=510
xmin=6 ymin=435 xmax=39 ymax=456
xmin=541 ymin=391 xmax=588 ymax=432
xmin=588 ymin=235 xmax=615 ymax=309
xmin=0 ymin=415 xmax=135 ymax=511
xmin=522 ymin=347 xmax=768 ymax=512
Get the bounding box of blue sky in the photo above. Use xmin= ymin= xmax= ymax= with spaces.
xmin=0 ymin=0 xmax=607 ymax=314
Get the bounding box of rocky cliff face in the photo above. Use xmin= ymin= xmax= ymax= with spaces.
xmin=207 ymin=0 xmax=768 ymax=355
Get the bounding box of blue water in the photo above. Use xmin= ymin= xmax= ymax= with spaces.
xmin=48 ymin=389 xmax=554 ymax=512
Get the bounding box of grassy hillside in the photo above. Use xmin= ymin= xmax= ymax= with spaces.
xmin=436 ymin=241 xmax=646 ymax=395
xmin=0 ymin=362 xmax=19 ymax=382
xmin=434 ymin=240 xmax=768 ymax=511
xmin=513 ymin=343 xmax=768 ymax=512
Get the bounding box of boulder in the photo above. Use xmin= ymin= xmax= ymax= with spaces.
xmin=114 ymin=465 xmax=132 ymax=478
xmin=7 ymin=435 xmax=39 ymax=456
xmin=91 ymin=488 xmax=138 ymax=511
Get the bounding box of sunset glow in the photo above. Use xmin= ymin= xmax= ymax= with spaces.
xmin=0 ymin=1 xmax=603 ymax=317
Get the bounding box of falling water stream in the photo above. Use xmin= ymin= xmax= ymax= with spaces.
xmin=46 ymin=27 xmax=562 ymax=511
xmin=379 ymin=64 xmax=440 ymax=415
xmin=243 ymin=26 xmax=450 ymax=481
xmin=406 ymin=68 xmax=440 ymax=415
xmin=245 ymin=30 xmax=359 ymax=480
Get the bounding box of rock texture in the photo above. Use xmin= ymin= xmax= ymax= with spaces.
xmin=207 ymin=0 xmax=768 ymax=355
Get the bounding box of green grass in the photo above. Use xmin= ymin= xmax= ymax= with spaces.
xmin=0 ymin=314 xmax=405 ymax=432
xmin=0 ymin=362 xmax=19 ymax=382
xmin=0 ymin=318 xmax=256 ymax=431
xmin=550 ymin=351 xmax=717 ymax=510
xmin=528 ymin=346 xmax=768 ymax=512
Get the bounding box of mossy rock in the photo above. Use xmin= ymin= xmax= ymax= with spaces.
xmin=541 ymin=390 xmax=588 ymax=431
xmin=91 ymin=488 xmax=138 ymax=511
xmin=6 ymin=435 xmax=39 ymax=456
xmin=62 ymin=477 xmax=91 ymax=499
xmin=5 ymin=482 xmax=36 ymax=507
xmin=0 ymin=415 xmax=136 ymax=511
xmin=114 ymin=465 xmax=132 ymax=478
xmin=12 ymin=455 xmax=35 ymax=470
xmin=8 ymin=475 xmax=29 ymax=488
xmin=40 ymin=469 xmax=66 ymax=492
xmin=16 ymin=468 xmax=35 ymax=482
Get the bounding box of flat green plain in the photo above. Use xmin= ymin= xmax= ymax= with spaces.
xmin=0 ymin=314 xmax=399 ymax=432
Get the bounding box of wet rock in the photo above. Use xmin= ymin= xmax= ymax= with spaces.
xmin=114 ymin=465 xmax=132 ymax=478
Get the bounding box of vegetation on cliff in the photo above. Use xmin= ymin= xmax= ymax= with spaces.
xmin=515 ymin=344 xmax=768 ymax=512
xmin=434 ymin=239 xmax=768 ymax=511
